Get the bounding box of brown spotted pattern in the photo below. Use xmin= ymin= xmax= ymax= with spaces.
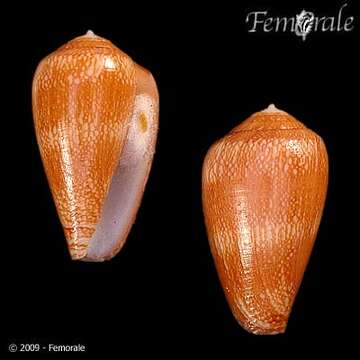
xmin=33 ymin=33 xmax=137 ymax=259
xmin=202 ymin=106 xmax=328 ymax=334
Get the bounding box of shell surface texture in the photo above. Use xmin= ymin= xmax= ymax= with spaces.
xmin=32 ymin=31 xmax=159 ymax=261
xmin=202 ymin=104 xmax=328 ymax=334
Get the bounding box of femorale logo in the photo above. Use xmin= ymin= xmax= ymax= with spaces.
xmin=246 ymin=3 xmax=354 ymax=41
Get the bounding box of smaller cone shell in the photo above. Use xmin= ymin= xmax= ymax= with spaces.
xmin=202 ymin=105 xmax=328 ymax=334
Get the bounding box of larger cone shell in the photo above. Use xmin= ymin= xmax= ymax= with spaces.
xmin=33 ymin=32 xmax=159 ymax=261
xmin=202 ymin=105 xmax=328 ymax=334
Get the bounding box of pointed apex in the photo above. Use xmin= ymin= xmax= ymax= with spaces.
xmin=85 ymin=29 xmax=96 ymax=37
xmin=61 ymin=30 xmax=114 ymax=51
xmin=262 ymin=104 xmax=285 ymax=113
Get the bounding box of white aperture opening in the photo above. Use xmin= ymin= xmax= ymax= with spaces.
xmin=86 ymin=94 xmax=157 ymax=260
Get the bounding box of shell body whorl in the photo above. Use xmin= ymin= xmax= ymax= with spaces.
xmin=33 ymin=32 xmax=159 ymax=261
xmin=202 ymin=105 xmax=328 ymax=334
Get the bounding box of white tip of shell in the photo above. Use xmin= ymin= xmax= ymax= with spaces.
xmin=262 ymin=104 xmax=285 ymax=113
xmin=85 ymin=30 xmax=96 ymax=37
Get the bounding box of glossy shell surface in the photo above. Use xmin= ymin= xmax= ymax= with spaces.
xmin=202 ymin=105 xmax=328 ymax=334
xmin=33 ymin=32 xmax=159 ymax=261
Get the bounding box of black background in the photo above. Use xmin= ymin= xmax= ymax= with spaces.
xmin=1 ymin=0 xmax=359 ymax=356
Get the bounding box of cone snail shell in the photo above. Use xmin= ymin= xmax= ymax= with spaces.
xmin=32 ymin=31 xmax=159 ymax=261
xmin=202 ymin=104 xmax=328 ymax=334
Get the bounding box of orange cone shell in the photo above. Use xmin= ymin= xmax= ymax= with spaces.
xmin=32 ymin=31 xmax=159 ymax=261
xmin=202 ymin=104 xmax=328 ymax=334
